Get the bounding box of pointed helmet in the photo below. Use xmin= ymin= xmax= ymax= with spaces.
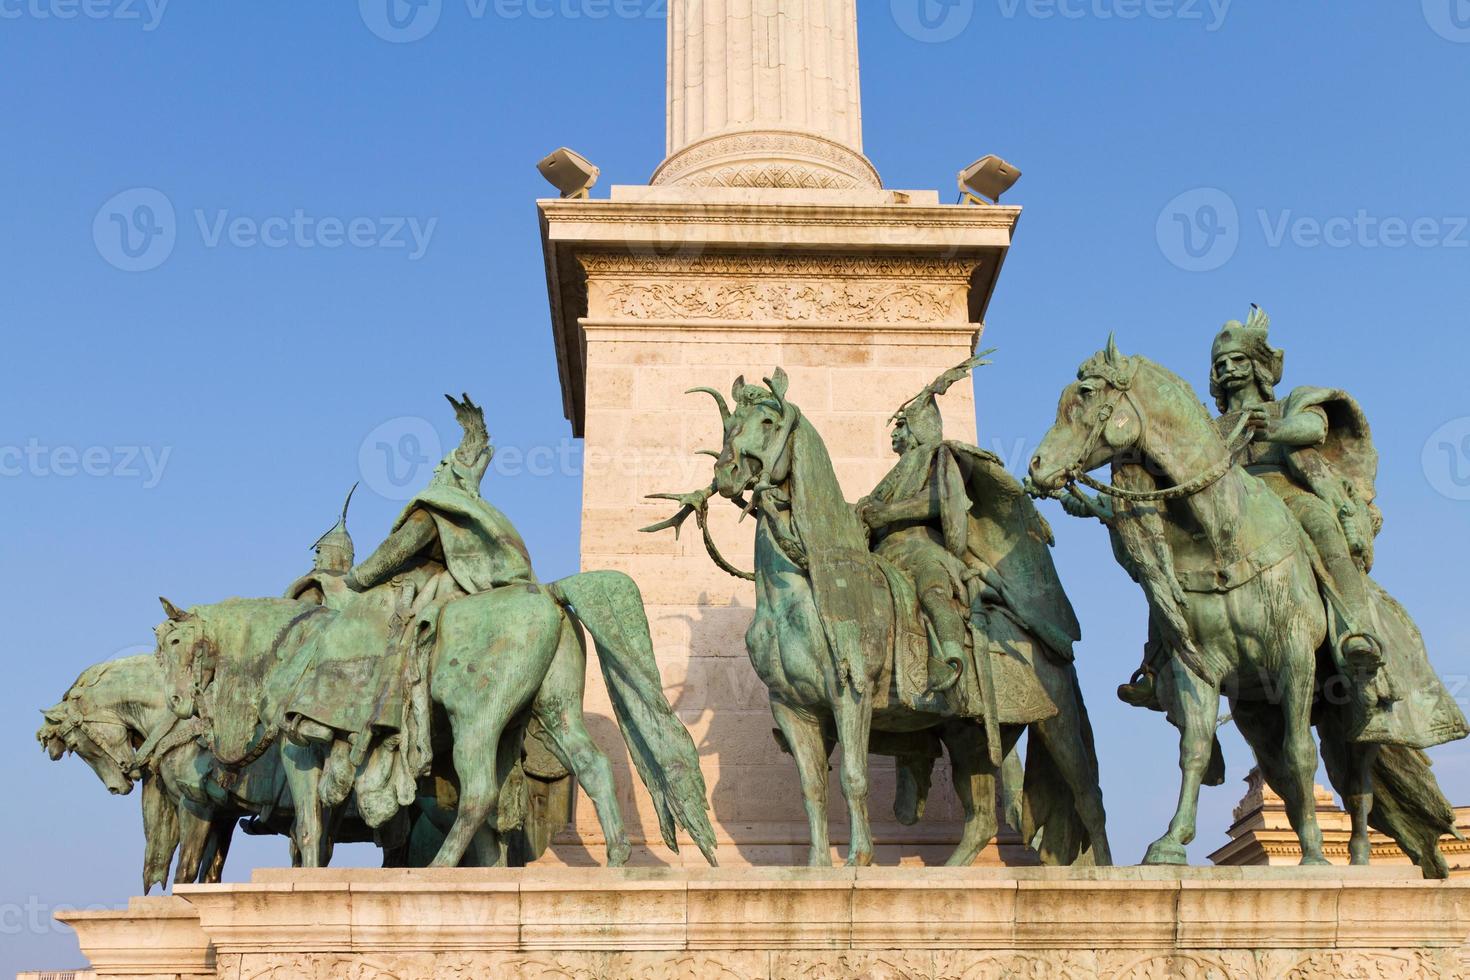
xmin=312 ymin=484 xmax=357 ymax=573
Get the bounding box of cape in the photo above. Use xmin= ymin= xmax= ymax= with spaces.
xmin=1281 ymin=386 xmax=1381 ymax=568
xmin=391 ymin=484 xmax=536 ymax=593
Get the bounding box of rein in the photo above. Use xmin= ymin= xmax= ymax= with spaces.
xmin=53 ymin=711 xmax=138 ymax=776
xmin=1054 ymin=380 xmax=1252 ymax=503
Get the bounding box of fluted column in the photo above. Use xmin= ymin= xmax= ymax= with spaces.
xmin=653 ymin=0 xmax=880 ymax=189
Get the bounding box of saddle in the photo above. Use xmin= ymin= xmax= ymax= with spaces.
xmin=877 ymin=557 xmax=1058 ymax=726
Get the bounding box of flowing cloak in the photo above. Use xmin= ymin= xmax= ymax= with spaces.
xmin=391 ymin=484 xmax=537 ymax=593
xmin=1280 ymin=386 xmax=1381 ymax=569
xmin=869 ymin=440 xmax=1081 ymax=663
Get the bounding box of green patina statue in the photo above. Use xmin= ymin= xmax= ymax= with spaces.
xmin=647 ymin=360 xmax=1110 ymax=867
xmin=1028 ymin=320 xmax=1467 ymax=877
xmin=42 ymin=394 xmax=718 ymax=876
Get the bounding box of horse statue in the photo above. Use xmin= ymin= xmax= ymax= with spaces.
xmin=153 ymin=575 xmax=717 ymax=869
xmin=39 ymin=655 xmax=260 ymax=891
xmin=1028 ymin=338 xmax=1467 ymax=875
xmin=37 ymin=654 xmax=485 ymax=888
xmin=647 ymin=368 xmax=1110 ymax=867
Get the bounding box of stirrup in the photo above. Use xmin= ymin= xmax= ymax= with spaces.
xmin=924 ymin=657 xmax=964 ymax=696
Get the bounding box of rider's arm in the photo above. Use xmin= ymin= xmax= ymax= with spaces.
xmin=1262 ymin=406 xmax=1328 ymax=447
xmin=868 ymin=491 xmax=941 ymax=529
xmin=345 ymin=509 xmax=437 ymax=591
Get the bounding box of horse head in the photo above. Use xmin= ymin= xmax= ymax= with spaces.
xmin=37 ymin=661 xmax=149 ymax=796
xmin=710 ymin=368 xmax=801 ymax=503
xmin=1030 ymin=336 xmax=1219 ymax=494
xmin=154 ymin=597 xmax=213 ymax=722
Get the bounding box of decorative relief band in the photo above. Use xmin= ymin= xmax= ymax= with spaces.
xmin=592 ymin=279 xmax=966 ymax=324
xmin=652 ymin=130 xmax=881 ymax=189
xmin=579 ymin=253 xmax=978 ymax=282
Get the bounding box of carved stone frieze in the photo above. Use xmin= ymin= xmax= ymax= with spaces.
xmin=580 ymin=253 xmax=977 ymax=325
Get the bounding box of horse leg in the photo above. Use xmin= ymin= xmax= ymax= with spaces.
xmin=832 ymin=688 xmax=875 ymax=867
xmin=1278 ymin=663 xmax=1330 ymax=866
xmin=467 ymin=723 xmax=527 ymax=869
xmin=431 ymin=707 xmax=508 ymax=868
xmin=770 ymin=700 xmax=833 ymax=867
xmin=532 ymin=621 xmax=632 ymax=867
xmin=1144 ymin=661 xmax=1218 ymax=865
xmin=176 ymin=802 xmax=214 ymax=883
xmin=940 ymin=720 xmax=998 ymax=867
xmin=1345 ymin=743 xmax=1380 ymax=866
xmin=282 ymin=740 xmax=327 ymax=867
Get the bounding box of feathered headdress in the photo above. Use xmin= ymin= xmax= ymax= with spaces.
xmin=891 ymin=349 xmax=994 ymax=446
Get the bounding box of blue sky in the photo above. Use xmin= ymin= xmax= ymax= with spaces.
xmin=3 ymin=1 xmax=1468 ymax=971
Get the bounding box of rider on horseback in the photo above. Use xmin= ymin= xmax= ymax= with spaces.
xmin=1093 ymin=307 xmax=1386 ymax=710
xmin=268 ymin=395 xmax=538 ymax=810
xmin=857 ymin=355 xmax=1083 ymax=723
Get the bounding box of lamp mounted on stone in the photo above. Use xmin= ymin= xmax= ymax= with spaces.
xmin=537 ymin=147 xmax=601 ymax=199
xmin=958 ymin=155 xmax=1022 ymax=205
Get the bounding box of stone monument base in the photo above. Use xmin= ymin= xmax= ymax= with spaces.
xmin=59 ymin=867 xmax=1470 ymax=979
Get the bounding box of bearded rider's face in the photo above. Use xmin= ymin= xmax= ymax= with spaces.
xmin=1213 ymin=351 xmax=1254 ymax=393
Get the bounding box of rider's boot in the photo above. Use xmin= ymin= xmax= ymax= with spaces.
xmin=1323 ymin=555 xmax=1385 ymax=673
xmin=1117 ymin=667 xmax=1157 ymax=709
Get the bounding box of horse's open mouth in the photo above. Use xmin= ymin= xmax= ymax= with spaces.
xmin=716 ymin=457 xmax=760 ymax=499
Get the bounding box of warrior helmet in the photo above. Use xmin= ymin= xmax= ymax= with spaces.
xmin=312 ymin=484 xmax=357 ymax=573
xmin=1210 ymin=304 xmax=1284 ymax=411
xmin=891 ymin=350 xmax=994 ymax=449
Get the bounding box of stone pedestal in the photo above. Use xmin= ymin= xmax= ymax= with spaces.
xmin=57 ymin=867 xmax=1470 ymax=979
xmin=1211 ymin=768 xmax=1470 ymax=873
xmin=539 ymin=184 xmax=1022 ymax=865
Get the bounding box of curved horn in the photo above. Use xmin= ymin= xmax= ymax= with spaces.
xmin=686 ymin=387 xmax=731 ymax=423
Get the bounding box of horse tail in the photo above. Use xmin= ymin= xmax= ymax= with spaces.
xmin=548 ymin=571 xmax=719 ymax=867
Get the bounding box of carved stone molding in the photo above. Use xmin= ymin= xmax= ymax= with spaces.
xmin=652 ymin=131 xmax=881 ymax=190
xmin=581 ymin=253 xmax=976 ymax=325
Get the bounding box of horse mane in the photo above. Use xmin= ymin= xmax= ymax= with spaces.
xmin=787 ymin=416 xmax=866 ymax=553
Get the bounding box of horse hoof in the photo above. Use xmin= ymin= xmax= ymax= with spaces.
xmin=606 ymin=844 xmax=632 ymax=868
xmin=844 ymin=849 xmax=874 ymax=868
xmin=1349 ymin=841 xmax=1372 ymax=866
xmin=1300 ymin=855 xmax=1332 ymax=867
xmin=1142 ymin=840 xmax=1188 ymax=865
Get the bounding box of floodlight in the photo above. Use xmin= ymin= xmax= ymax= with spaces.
xmin=958 ymin=155 xmax=1022 ymax=204
xmin=538 ymin=147 xmax=601 ymax=199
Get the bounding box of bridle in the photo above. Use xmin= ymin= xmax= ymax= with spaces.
xmin=50 ymin=706 xmax=138 ymax=779
xmin=1047 ymin=366 xmax=1252 ymax=504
